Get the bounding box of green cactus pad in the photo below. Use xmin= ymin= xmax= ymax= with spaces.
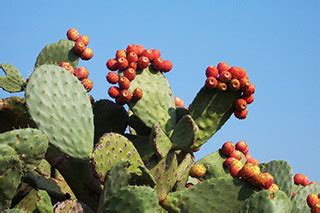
xmin=174 ymin=153 xmax=194 ymax=191
xmin=35 ymin=39 xmax=79 ymax=68
xmin=175 ymin=107 xmax=189 ymax=123
xmin=240 ymin=190 xmax=292 ymax=213
xmin=128 ymin=113 xmax=151 ymax=136
xmin=189 ymin=88 xmax=241 ymax=149
xmin=124 ymin=134 xmax=155 ymax=162
xmin=150 ymin=123 xmax=172 ymax=158
xmin=93 ymin=99 xmax=128 ymax=143
xmin=197 ymin=150 xmax=229 ymax=180
xmin=291 ymin=183 xmax=320 ymax=213
xmin=0 ymin=147 xmax=23 ymax=210
xmin=0 ymin=97 xmax=36 ymax=133
xmin=0 ymin=64 xmax=25 ymax=93
xmin=260 ymin=160 xmax=293 ymax=197
xmin=127 ymin=66 xmax=176 ymax=134
xmin=103 ymin=185 xmax=161 ymax=213
xmin=170 ymin=115 xmax=199 ymax=151
xmin=0 ymin=128 xmax=49 ymax=172
xmin=15 ymin=189 xmax=52 ymax=213
xmin=162 ymin=177 xmax=256 ymax=213
xmin=147 ymin=151 xmax=178 ymax=201
xmin=92 ymin=133 xmax=145 ymax=184
xmin=25 ymin=64 xmax=94 ymax=159
xmin=4 ymin=209 xmax=27 ymax=213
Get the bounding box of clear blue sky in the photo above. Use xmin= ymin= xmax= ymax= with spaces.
xmin=1 ymin=1 xmax=319 ymax=181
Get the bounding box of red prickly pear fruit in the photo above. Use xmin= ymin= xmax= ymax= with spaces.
xmin=244 ymin=84 xmax=256 ymax=96
xmin=250 ymin=172 xmax=274 ymax=189
xmin=239 ymin=77 xmax=251 ymax=89
xmin=137 ymin=56 xmax=150 ymax=70
xmin=76 ymin=35 xmax=89 ymax=46
xmin=268 ymin=184 xmax=280 ymax=194
xmin=127 ymin=52 xmax=139 ymax=63
xmin=311 ymin=204 xmax=320 ymax=213
xmin=230 ymin=67 xmax=246 ymax=79
xmin=152 ymin=58 xmax=164 ymax=71
xmin=174 ymin=97 xmax=185 ymax=108
xmin=116 ymin=50 xmax=127 ymax=59
xmin=81 ymin=78 xmax=93 ymax=92
xmin=189 ymin=163 xmax=207 ymax=178
xmin=242 ymin=95 xmax=254 ymax=105
xmin=108 ymin=86 xmax=120 ymax=98
xmin=294 ymin=173 xmax=308 ymax=185
xmin=132 ymin=87 xmax=143 ymax=101
xmin=229 ymin=160 xmax=243 ymax=177
xmin=142 ymin=49 xmax=154 ymax=61
xmin=221 ymin=142 xmax=235 ymax=156
xmin=119 ymin=89 xmax=132 ymax=103
xmin=235 ymin=99 xmax=247 ymax=111
xmin=162 ymin=60 xmax=173 ymax=72
xmin=229 ymin=150 xmax=242 ymax=160
xmin=106 ymin=72 xmax=119 ymax=84
xmin=235 ymin=140 xmax=248 ymax=153
xmin=218 ymin=71 xmax=232 ymax=82
xmin=106 ymin=59 xmax=118 ymax=71
xmin=217 ymin=62 xmax=230 ymax=73
xmin=126 ymin=44 xmax=139 ymax=55
xmin=128 ymin=62 xmax=137 ymax=70
xmin=205 ymin=66 xmax=219 ymax=78
xmin=152 ymin=49 xmax=161 ymax=59
xmin=229 ymin=79 xmax=241 ymax=91
xmin=205 ymin=77 xmax=218 ymax=89
xmin=115 ymin=96 xmax=126 ymax=105
xmin=74 ymin=41 xmax=86 ymax=54
xmin=302 ymin=177 xmax=310 ymax=186
xmin=307 ymin=194 xmax=319 ymax=208
xmin=245 ymin=154 xmax=259 ymax=165
xmin=136 ymin=44 xmax=145 ymax=56
xmin=238 ymin=163 xmax=261 ymax=181
xmin=217 ymin=82 xmax=228 ymax=91
xmin=118 ymin=76 xmax=130 ymax=90
xmin=223 ymin=157 xmax=237 ymax=168
xmin=58 ymin=62 xmax=74 ymax=74
xmin=74 ymin=67 xmax=89 ymax=80
xmin=80 ymin=48 xmax=94 ymax=60
xmin=234 ymin=109 xmax=248 ymax=119
xmin=117 ymin=57 xmax=129 ymax=71
xmin=124 ymin=68 xmax=136 ymax=81
xmin=67 ymin=28 xmax=79 ymax=41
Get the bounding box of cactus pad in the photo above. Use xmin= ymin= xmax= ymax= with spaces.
xmin=162 ymin=177 xmax=256 ymax=212
xmin=260 ymin=160 xmax=293 ymax=197
xmin=15 ymin=189 xmax=52 ymax=213
xmin=125 ymin=134 xmax=155 ymax=162
xmin=128 ymin=66 xmax=176 ymax=134
xmin=174 ymin=153 xmax=194 ymax=191
xmin=92 ymin=133 xmax=145 ymax=184
xmin=170 ymin=115 xmax=199 ymax=151
xmin=291 ymin=183 xmax=320 ymax=213
xmin=240 ymin=190 xmax=292 ymax=213
xmin=35 ymin=39 xmax=79 ymax=68
xmin=0 ymin=64 xmax=25 ymax=93
xmin=103 ymin=185 xmax=161 ymax=213
xmin=150 ymin=123 xmax=172 ymax=158
xmin=25 ymin=64 xmax=94 ymax=159
xmin=189 ymin=88 xmax=241 ymax=149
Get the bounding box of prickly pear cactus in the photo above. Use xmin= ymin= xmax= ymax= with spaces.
xmin=0 ymin=29 xmax=318 ymax=213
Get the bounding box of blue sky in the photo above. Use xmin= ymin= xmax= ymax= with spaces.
xmin=1 ymin=1 xmax=319 ymax=181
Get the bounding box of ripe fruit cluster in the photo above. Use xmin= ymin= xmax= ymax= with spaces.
xmin=58 ymin=62 xmax=93 ymax=92
xmin=66 ymin=28 xmax=94 ymax=60
xmin=174 ymin=97 xmax=185 ymax=108
xmin=221 ymin=141 xmax=277 ymax=192
xmin=105 ymin=44 xmax=173 ymax=104
xmin=204 ymin=62 xmax=255 ymax=119
xmin=307 ymin=194 xmax=320 ymax=212
xmin=294 ymin=173 xmax=316 ymax=186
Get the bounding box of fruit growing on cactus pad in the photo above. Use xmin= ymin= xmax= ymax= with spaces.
xmin=0 ymin=29 xmax=318 ymax=213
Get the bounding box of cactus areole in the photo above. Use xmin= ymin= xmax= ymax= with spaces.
xmin=0 ymin=28 xmax=318 ymax=213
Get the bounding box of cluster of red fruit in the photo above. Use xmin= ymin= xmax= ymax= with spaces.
xmin=205 ymin=62 xmax=255 ymax=119
xmin=66 ymin=28 xmax=94 ymax=61
xmin=105 ymin=44 xmax=173 ymax=104
xmin=221 ymin=141 xmax=278 ymax=192
xmin=58 ymin=62 xmax=93 ymax=92
xmin=307 ymin=193 xmax=320 ymax=213
xmin=174 ymin=97 xmax=185 ymax=108
xmin=294 ymin=173 xmax=316 ymax=186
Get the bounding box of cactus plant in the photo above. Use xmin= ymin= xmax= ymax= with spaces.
xmin=0 ymin=28 xmax=318 ymax=213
